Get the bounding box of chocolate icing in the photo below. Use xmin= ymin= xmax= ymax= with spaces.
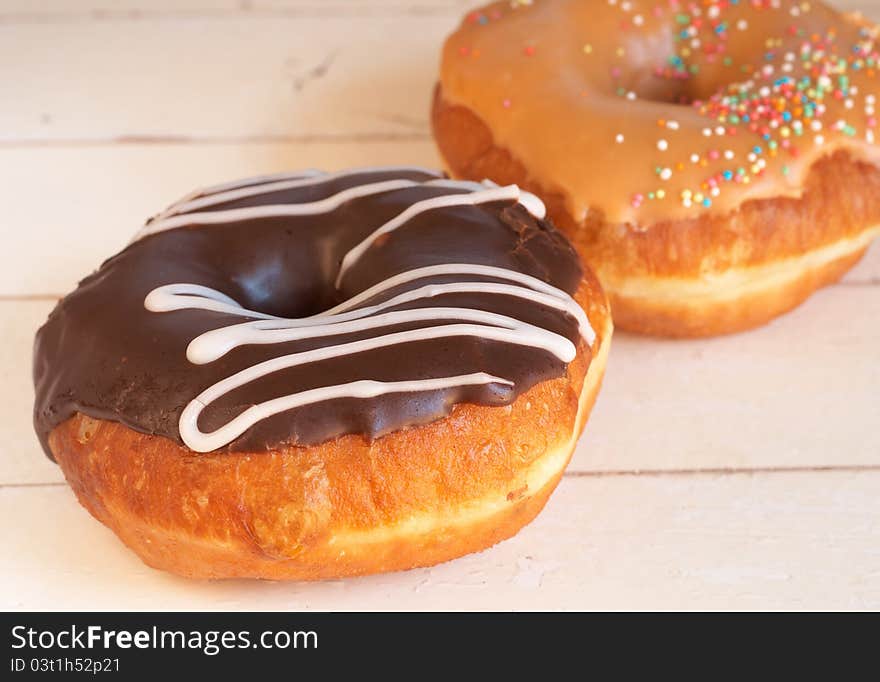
xmin=33 ymin=168 xmax=585 ymax=457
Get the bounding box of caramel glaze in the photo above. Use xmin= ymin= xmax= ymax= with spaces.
xmin=439 ymin=0 xmax=880 ymax=225
xmin=33 ymin=168 xmax=586 ymax=457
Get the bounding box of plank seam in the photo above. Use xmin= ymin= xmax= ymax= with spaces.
xmin=836 ymin=279 xmax=880 ymax=287
xmin=0 ymin=482 xmax=67 ymax=489
xmin=0 ymin=133 xmax=432 ymax=148
xmin=0 ymin=6 xmax=464 ymax=26
xmin=0 ymin=294 xmax=63 ymax=301
xmin=564 ymin=464 xmax=880 ymax=478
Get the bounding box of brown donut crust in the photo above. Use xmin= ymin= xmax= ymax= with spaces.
xmin=432 ymin=86 xmax=880 ymax=336
xmin=48 ymin=274 xmax=611 ymax=580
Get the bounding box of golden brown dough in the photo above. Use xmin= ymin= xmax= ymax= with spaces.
xmin=48 ymin=277 xmax=611 ymax=580
xmin=433 ymin=90 xmax=879 ymax=336
xmin=434 ymin=0 xmax=880 ymax=336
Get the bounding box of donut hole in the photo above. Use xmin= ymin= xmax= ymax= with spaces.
xmin=229 ymin=252 xmax=338 ymax=319
xmin=612 ymin=28 xmax=696 ymax=105
xmin=613 ymin=27 xmax=751 ymax=106
xmin=624 ymin=71 xmax=694 ymax=105
xmin=198 ymin=222 xmax=344 ymax=319
xmin=616 ymin=56 xmax=745 ymax=107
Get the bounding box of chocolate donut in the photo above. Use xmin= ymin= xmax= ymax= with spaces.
xmin=434 ymin=0 xmax=880 ymax=336
xmin=33 ymin=167 xmax=612 ymax=579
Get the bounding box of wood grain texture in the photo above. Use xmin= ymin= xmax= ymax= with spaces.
xmin=3 ymin=471 xmax=878 ymax=610
xmin=1 ymin=143 xmax=878 ymax=297
xmin=0 ymin=14 xmax=449 ymax=141
xmin=1 ymin=0 xmax=879 ymax=609
xmin=1 ymin=1 xmax=877 ymax=145
xmin=845 ymin=240 xmax=880 ymax=284
xmin=0 ymin=0 xmax=874 ymax=16
xmin=8 ymin=283 xmax=878 ymax=485
xmin=0 ymin=0 xmax=478 ymax=17
xmin=0 ymin=142 xmax=438 ymax=296
xmin=1 ymin=301 xmax=63 ymax=486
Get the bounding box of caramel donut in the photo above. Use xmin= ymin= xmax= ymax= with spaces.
xmin=434 ymin=0 xmax=880 ymax=336
xmin=33 ymin=167 xmax=611 ymax=580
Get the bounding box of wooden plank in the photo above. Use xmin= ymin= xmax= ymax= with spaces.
xmin=0 ymin=0 xmax=476 ymax=18
xmin=0 ymin=1 xmax=241 ymax=17
xmin=0 ymin=141 xmax=440 ymax=297
xmin=2 ymin=301 xmax=65 ymax=486
xmin=853 ymin=0 xmax=880 ymax=17
xmin=5 ymin=284 xmax=878 ymax=484
xmin=577 ymin=283 xmax=880 ymax=473
xmin=842 ymin=240 xmax=880 ymax=284
xmin=1 ymin=0 xmax=875 ymax=18
xmin=2 ymin=3 xmax=878 ymax=143
xmin=0 ymin=13 xmax=452 ymax=142
xmin=2 ymin=143 xmax=878 ymax=298
xmin=2 ymin=471 xmax=878 ymax=610
xmin=1 ymin=0 xmax=878 ymax=611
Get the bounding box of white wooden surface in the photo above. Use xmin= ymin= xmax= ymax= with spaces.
xmin=1 ymin=0 xmax=879 ymax=611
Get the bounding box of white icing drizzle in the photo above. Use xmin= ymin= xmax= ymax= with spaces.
xmin=145 ymin=263 xmax=595 ymax=358
xmin=319 ymin=263 xmax=581 ymax=328
xmin=335 ymin=184 xmax=524 ymax=287
xmin=156 ymin=166 xmax=442 ymax=221
xmin=134 ymin=167 xmax=545 ymax=243
xmin=160 ymin=169 xmax=322 ymax=213
xmin=184 ymin=307 xmax=575 ymax=365
xmin=142 ymin=169 xmax=584 ymax=453
xmin=136 ymin=179 xmax=418 ymax=240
